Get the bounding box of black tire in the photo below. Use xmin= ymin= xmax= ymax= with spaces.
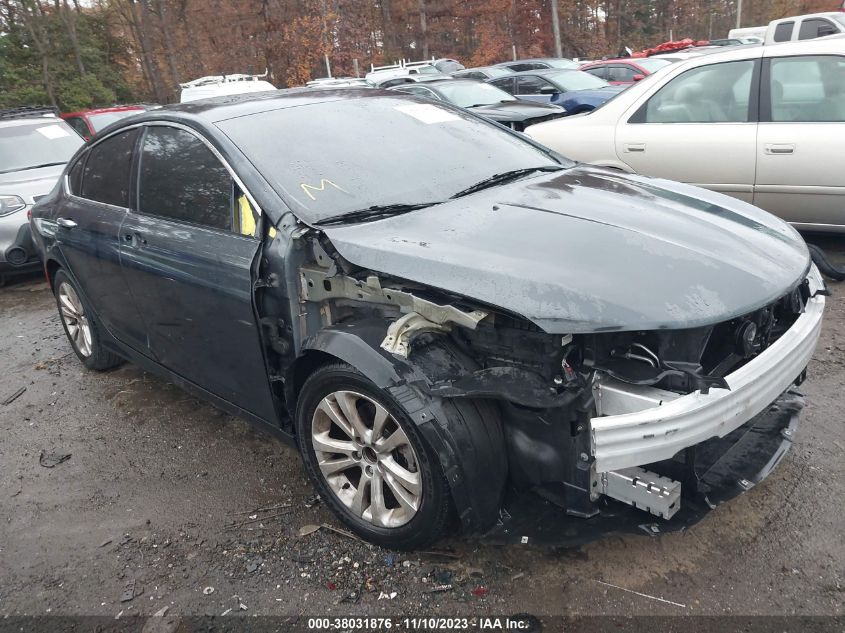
xmin=52 ymin=269 xmax=123 ymax=371
xmin=808 ymin=243 xmax=845 ymax=282
xmin=295 ymin=362 xmax=454 ymax=550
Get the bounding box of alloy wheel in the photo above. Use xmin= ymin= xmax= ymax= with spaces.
xmin=58 ymin=282 xmax=92 ymax=357
xmin=311 ymin=390 xmax=422 ymax=528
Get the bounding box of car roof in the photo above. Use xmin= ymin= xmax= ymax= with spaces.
xmin=459 ymin=65 xmax=506 ymax=71
xmin=96 ymin=87 xmax=407 ymax=129
xmin=397 ymin=78 xmax=478 ymax=88
xmin=505 ymin=68 xmax=584 ymax=77
xmin=63 ymin=105 xmax=147 ymax=118
xmin=582 ymin=58 xmax=646 ymax=65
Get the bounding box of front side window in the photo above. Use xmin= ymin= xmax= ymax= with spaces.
xmin=138 ymin=126 xmax=233 ymax=231
xmin=516 ymin=75 xmax=553 ymax=94
xmin=0 ymin=120 xmax=83 ymax=175
xmin=773 ymin=21 xmax=794 ymax=42
xmin=65 ymin=117 xmax=90 ymax=137
xmin=490 ymin=77 xmax=516 ymax=94
xmin=770 ymin=55 xmax=845 ymax=122
xmin=584 ymin=66 xmax=608 ymax=80
xmin=80 ymin=129 xmax=137 ymax=207
xmin=218 ymin=96 xmax=570 ymax=224
xmin=635 ymin=60 xmax=754 ymax=123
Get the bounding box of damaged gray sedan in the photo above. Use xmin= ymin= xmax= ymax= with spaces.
xmin=30 ymin=89 xmax=826 ymax=549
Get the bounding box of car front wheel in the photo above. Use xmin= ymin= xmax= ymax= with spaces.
xmin=295 ymin=362 xmax=452 ymax=550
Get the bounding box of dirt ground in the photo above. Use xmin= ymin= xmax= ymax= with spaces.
xmin=0 ymin=237 xmax=843 ymax=627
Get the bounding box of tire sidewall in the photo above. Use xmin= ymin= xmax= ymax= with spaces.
xmin=52 ymin=269 xmax=104 ymax=370
xmin=295 ymin=365 xmax=449 ymax=549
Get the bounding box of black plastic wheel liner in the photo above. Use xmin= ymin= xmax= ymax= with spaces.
xmin=479 ymin=392 xmax=802 ymax=548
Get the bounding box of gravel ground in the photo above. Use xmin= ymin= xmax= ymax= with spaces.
xmin=0 ymin=238 xmax=843 ymax=626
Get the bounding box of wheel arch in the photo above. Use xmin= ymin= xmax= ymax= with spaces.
xmin=287 ymin=322 xmax=507 ymax=532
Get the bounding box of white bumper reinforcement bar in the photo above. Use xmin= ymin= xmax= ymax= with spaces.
xmin=590 ymin=288 xmax=825 ymax=473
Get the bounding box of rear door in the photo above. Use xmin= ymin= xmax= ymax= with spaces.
xmin=615 ymin=58 xmax=760 ymax=202
xmin=754 ymin=54 xmax=845 ymax=228
xmin=57 ymin=128 xmax=148 ymax=345
xmin=118 ymin=124 xmax=276 ymax=420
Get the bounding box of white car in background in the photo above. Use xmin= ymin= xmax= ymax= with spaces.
xmin=179 ymin=74 xmax=276 ymax=103
xmin=527 ymin=37 xmax=845 ymax=232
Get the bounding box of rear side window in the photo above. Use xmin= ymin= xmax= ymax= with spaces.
xmin=773 ymin=21 xmax=794 ymax=42
xmin=138 ymin=126 xmax=233 ymax=231
xmin=798 ymin=18 xmax=838 ymax=40
xmin=80 ymin=129 xmax=137 ymax=207
xmin=770 ymin=55 xmax=845 ymax=122
xmin=584 ymin=66 xmax=608 ymax=80
xmin=67 ymin=153 xmax=86 ymax=194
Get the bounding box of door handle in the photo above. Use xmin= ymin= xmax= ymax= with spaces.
xmin=123 ymin=232 xmax=147 ymax=246
xmin=56 ymin=217 xmax=77 ymax=229
xmin=624 ymin=143 xmax=646 ymax=153
xmin=764 ymin=143 xmax=795 ymax=155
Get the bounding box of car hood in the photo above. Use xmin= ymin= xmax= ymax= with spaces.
xmin=322 ymin=166 xmax=809 ymax=334
xmin=0 ymin=164 xmax=66 ymax=204
xmin=467 ymin=100 xmax=565 ymax=121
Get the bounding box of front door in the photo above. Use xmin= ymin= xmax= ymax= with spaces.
xmin=754 ymin=54 xmax=845 ymax=229
xmin=119 ymin=124 xmax=276 ymax=421
xmin=615 ymin=58 xmax=760 ymax=203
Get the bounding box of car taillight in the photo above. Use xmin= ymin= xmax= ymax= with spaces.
xmin=27 ymin=209 xmax=32 ymax=221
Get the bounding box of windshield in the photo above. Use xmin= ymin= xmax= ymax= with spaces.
xmin=545 ymin=70 xmax=610 ymax=91
xmin=414 ymin=65 xmax=441 ymax=75
xmin=0 ymin=120 xmax=83 ymax=174
xmin=218 ymin=97 xmax=570 ymax=223
xmin=89 ymin=110 xmax=142 ymax=132
xmin=636 ymin=58 xmax=672 ymax=73
xmin=435 ymin=82 xmax=516 ymax=107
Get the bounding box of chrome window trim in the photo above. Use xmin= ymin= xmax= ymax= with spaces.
xmin=62 ymin=120 xmax=264 ymax=219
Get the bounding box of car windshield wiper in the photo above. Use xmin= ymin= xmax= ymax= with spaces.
xmin=450 ymin=165 xmax=565 ymax=199
xmin=316 ymin=202 xmax=442 ymax=227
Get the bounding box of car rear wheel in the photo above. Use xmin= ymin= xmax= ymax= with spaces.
xmin=295 ymin=362 xmax=452 ymax=550
xmin=53 ymin=269 xmax=123 ymax=371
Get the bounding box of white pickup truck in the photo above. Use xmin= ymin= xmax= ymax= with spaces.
xmin=731 ymin=12 xmax=845 ymax=45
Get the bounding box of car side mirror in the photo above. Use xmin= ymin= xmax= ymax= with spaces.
xmin=539 ymin=85 xmax=559 ymax=95
xmin=632 ymin=74 xmax=645 ymax=81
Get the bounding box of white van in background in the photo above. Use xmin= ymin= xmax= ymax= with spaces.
xmin=179 ymin=73 xmax=276 ymax=103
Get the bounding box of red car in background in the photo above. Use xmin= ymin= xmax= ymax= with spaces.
xmin=61 ymin=105 xmax=148 ymax=140
xmin=579 ymin=57 xmax=673 ymax=85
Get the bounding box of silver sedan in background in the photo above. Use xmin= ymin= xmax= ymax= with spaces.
xmin=527 ymin=37 xmax=845 ymax=232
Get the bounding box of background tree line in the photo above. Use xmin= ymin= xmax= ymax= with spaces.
xmin=0 ymin=0 xmax=837 ymax=111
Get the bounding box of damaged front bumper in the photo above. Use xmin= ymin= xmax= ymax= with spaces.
xmin=483 ymin=388 xmax=805 ymax=546
xmin=588 ymin=290 xmax=824 ymax=520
